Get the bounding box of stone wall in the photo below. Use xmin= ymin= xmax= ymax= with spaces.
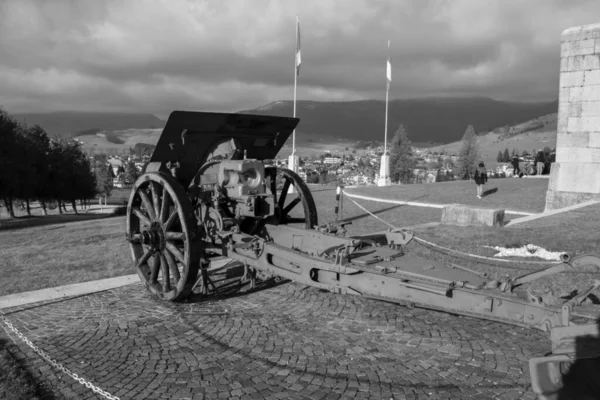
xmin=546 ymin=23 xmax=600 ymax=211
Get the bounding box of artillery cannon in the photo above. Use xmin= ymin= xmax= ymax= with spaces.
xmin=126 ymin=111 xmax=600 ymax=399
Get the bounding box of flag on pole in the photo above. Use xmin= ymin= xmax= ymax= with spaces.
xmin=386 ymin=40 xmax=391 ymax=91
xmin=296 ymin=17 xmax=302 ymax=76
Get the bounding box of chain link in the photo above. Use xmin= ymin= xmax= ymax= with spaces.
xmin=0 ymin=309 xmax=120 ymax=400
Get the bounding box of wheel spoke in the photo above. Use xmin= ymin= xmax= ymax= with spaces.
xmin=159 ymin=187 xmax=169 ymax=223
xmin=164 ymin=208 xmax=179 ymax=231
xmin=166 ymin=242 xmax=186 ymax=264
xmin=160 ymin=254 xmax=171 ymax=292
xmin=269 ymin=169 xmax=278 ymax=201
xmin=165 ymin=232 xmax=185 ymax=241
xmin=282 ymin=197 xmax=301 ymax=217
xmin=136 ymin=249 xmax=155 ymax=269
xmin=150 ymin=182 xmax=160 ymax=218
xmin=150 ymin=254 xmax=160 ymax=284
xmin=164 ymin=250 xmax=181 ymax=283
xmin=279 ymin=178 xmax=290 ymax=208
xmin=132 ymin=207 xmax=151 ymax=227
xmin=139 ymin=189 xmax=156 ymax=220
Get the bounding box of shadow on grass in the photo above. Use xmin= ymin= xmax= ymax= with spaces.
xmin=336 ymin=204 xmax=406 ymax=224
xmin=0 ymin=338 xmax=57 ymax=400
xmin=482 ymin=187 xmax=498 ymax=197
xmin=0 ymin=213 xmax=122 ymax=232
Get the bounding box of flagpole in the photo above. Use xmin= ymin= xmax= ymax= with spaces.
xmin=378 ymin=40 xmax=391 ymax=187
xmin=384 ymin=40 xmax=390 ymax=156
xmin=292 ymin=15 xmax=299 ymax=157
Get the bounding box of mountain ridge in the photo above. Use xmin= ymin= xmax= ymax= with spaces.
xmin=10 ymin=96 xmax=558 ymax=145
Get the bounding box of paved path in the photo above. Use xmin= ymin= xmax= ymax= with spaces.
xmin=1 ymin=281 xmax=547 ymax=400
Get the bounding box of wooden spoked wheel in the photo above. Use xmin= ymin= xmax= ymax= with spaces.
xmin=126 ymin=172 xmax=202 ymax=301
xmin=265 ymin=167 xmax=318 ymax=230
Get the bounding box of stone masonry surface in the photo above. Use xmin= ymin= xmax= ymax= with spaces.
xmin=1 ymin=281 xmax=548 ymax=400
xmin=547 ymin=23 xmax=600 ymax=210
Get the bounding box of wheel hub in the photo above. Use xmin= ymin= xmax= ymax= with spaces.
xmin=140 ymin=222 xmax=165 ymax=249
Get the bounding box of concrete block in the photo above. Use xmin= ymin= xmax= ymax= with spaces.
xmin=562 ymin=23 xmax=600 ymax=42
xmin=547 ymin=165 xmax=560 ymax=191
xmin=545 ymin=189 xmax=600 ymax=211
xmin=579 ymin=100 xmax=600 ymax=116
xmin=549 ymin=162 xmax=600 ymax=193
xmin=583 ymin=84 xmax=600 ymax=101
xmin=558 ymin=87 xmax=570 ymax=103
xmin=560 ymin=57 xmax=570 ymax=72
xmin=561 ymin=40 xmax=596 ymax=57
xmin=557 ymin=114 xmax=568 ymax=134
xmin=441 ymin=204 xmax=505 ymax=228
xmin=566 ymin=55 xmax=600 ymax=71
xmin=567 ymin=116 xmax=600 ymax=132
xmin=560 ymin=71 xmax=585 ymax=87
xmin=570 ymin=85 xmax=600 ymax=102
xmin=589 ymin=133 xmax=600 ymax=148
xmin=568 ymin=102 xmax=582 ymax=117
xmin=583 ymin=55 xmax=600 ymax=70
xmin=584 ymin=70 xmax=600 ymax=86
xmin=566 ymin=56 xmax=584 ymax=71
xmin=569 ymin=86 xmax=584 ymax=101
xmin=556 ymin=147 xmax=600 ymax=163
xmin=556 ymin=132 xmax=589 ymax=148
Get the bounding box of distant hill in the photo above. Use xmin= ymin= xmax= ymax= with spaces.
xmin=11 ymin=112 xmax=166 ymax=138
xmin=240 ymin=97 xmax=558 ymax=145
xmin=427 ymin=113 xmax=558 ymax=166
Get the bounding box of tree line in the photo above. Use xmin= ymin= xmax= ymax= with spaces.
xmin=385 ymin=123 xmax=493 ymax=183
xmin=0 ymin=108 xmax=129 ymax=218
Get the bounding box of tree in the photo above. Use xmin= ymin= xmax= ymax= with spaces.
xmin=0 ymin=109 xmax=21 ymax=218
xmin=435 ymin=168 xmax=444 ymax=183
xmin=94 ymin=157 xmax=113 ymax=206
xmin=388 ymin=124 xmax=417 ymax=184
xmin=503 ymin=148 xmax=510 ymax=162
xmin=522 ymin=150 xmax=529 ymax=157
xmin=124 ymin=162 xmax=139 ymax=185
xmin=21 ymin=125 xmax=51 ymax=215
xmin=496 ymin=151 xmax=503 ymax=163
xmin=456 ymin=125 xmax=480 ymax=180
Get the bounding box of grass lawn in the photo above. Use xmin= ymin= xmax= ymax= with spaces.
xmin=0 ymin=188 xmax=441 ymax=297
xmin=346 ymin=177 xmax=549 ymax=213
xmin=0 ymin=180 xmax=597 ymax=305
xmin=408 ymin=202 xmax=600 ymax=303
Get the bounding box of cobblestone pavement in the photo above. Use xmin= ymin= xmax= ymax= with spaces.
xmin=1 ymin=281 xmax=549 ymax=400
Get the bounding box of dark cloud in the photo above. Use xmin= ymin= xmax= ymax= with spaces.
xmin=1 ymin=0 xmax=599 ymax=115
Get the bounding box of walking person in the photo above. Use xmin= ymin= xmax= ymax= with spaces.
xmin=535 ymin=149 xmax=545 ymax=176
xmin=511 ymin=155 xmax=520 ymax=178
xmin=474 ymin=161 xmax=488 ymax=199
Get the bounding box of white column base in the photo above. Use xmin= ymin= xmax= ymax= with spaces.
xmin=377 ymin=177 xmax=392 ymax=187
xmin=377 ymin=154 xmax=392 ymax=187
xmin=287 ymin=154 xmax=299 ymax=194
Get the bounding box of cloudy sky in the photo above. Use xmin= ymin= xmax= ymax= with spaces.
xmin=1 ymin=0 xmax=599 ymax=118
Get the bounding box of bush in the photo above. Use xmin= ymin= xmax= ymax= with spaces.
xmin=111 ymin=206 xmax=127 ymax=216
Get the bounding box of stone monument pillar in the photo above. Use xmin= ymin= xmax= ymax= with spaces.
xmin=377 ymin=153 xmax=392 ymax=186
xmin=545 ymin=23 xmax=600 ymax=211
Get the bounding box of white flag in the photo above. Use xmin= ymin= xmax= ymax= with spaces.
xmin=296 ymin=18 xmax=301 ymax=76
xmin=386 ymin=40 xmax=391 ymax=91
